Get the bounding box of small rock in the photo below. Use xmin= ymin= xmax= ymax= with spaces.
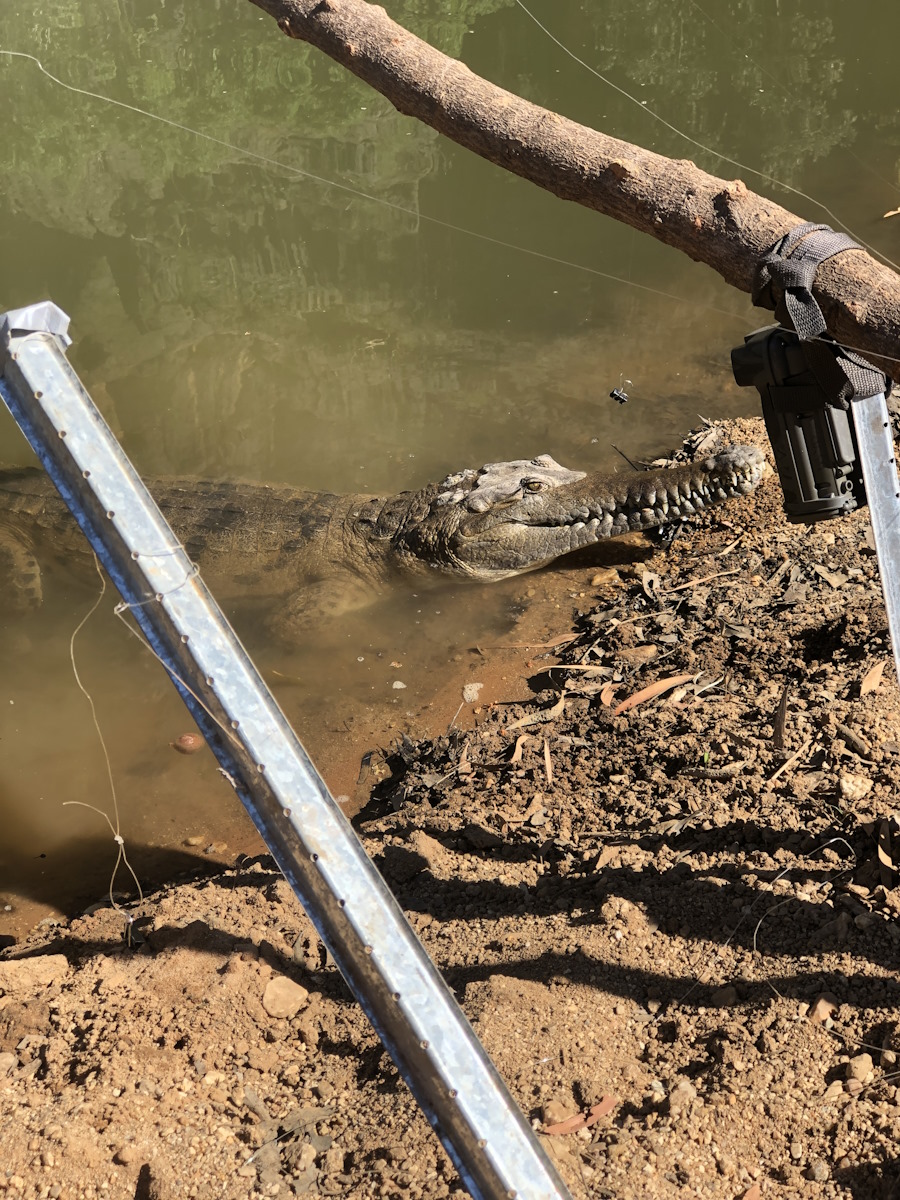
xmin=822 ymin=1080 xmax=844 ymax=1102
xmin=806 ymin=1159 xmax=829 ymax=1183
xmin=461 ymin=823 xmax=503 ymax=851
xmin=543 ymin=1099 xmax=576 ymax=1126
xmin=839 ymin=772 xmax=872 ymax=802
xmin=711 ymin=985 xmax=738 ymax=1008
xmin=846 ymin=1053 xmax=874 ymax=1084
xmin=184 ymin=835 xmax=204 ymax=847
xmin=0 ymin=1051 xmax=18 ymax=1076
xmin=811 ymin=910 xmax=852 ymax=946
xmin=113 ymin=1145 xmax=138 ymax=1165
xmin=668 ymin=1079 xmax=698 ymax=1113
xmin=171 ymin=732 xmax=204 ymax=754
xmin=392 ymin=680 xmax=407 ymax=690
xmin=262 ymin=976 xmax=309 ymax=1020
xmin=808 ymin=993 xmax=839 ymax=1024
xmin=790 ymin=1141 xmax=802 ymax=1159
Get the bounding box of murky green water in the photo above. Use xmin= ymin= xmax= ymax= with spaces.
xmin=0 ymin=0 xmax=897 ymax=932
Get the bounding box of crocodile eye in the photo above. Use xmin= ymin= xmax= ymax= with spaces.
xmin=522 ymin=478 xmax=546 ymax=493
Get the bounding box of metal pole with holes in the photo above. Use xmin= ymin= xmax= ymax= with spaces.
xmin=0 ymin=303 xmax=571 ymax=1200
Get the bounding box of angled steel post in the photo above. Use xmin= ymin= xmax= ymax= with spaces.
xmin=0 ymin=303 xmax=571 ymax=1200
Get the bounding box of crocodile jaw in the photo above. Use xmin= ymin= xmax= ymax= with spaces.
xmin=444 ymin=446 xmax=766 ymax=579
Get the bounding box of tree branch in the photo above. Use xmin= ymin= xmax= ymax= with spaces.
xmin=249 ymin=0 xmax=900 ymax=378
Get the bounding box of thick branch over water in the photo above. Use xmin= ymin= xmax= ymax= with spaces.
xmin=249 ymin=0 xmax=900 ymax=378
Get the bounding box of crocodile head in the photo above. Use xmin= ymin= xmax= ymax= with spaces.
xmin=387 ymin=446 xmax=766 ymax=580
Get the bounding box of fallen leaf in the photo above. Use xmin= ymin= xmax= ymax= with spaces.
xmin=613 ymin=673 xmax=694 ymax=716
xmin=808 ymin=992 xmax=839 ymax=1024
xmin=860 ymin=660 xmax=886 ymax=696
xmin=878 ymin=818 xmax=896 ymax=887
xmin=505 ymin=692 xmax=567 ymax=733
xmin=599 ymin=683 xmax=617 ymax=707
xmin=585 ymin=1095 xmax=618 ymax=1125
xmin=641 ymin=570 xmax=662 ymax=599
xmin=773 ymin=685 xmax=789 ymax=751
xmin=543 ymin=1095 xmax=617 ymax=1135
xmin=812 ymin=563 xmax=848 ymax=589
xmin=543 ymin=1113 xmax=588 ymax=1136
xmin=510 ymin=734 xmax=531 ymax=764
xmin=885 ymin=207 xmax=900 ymax=219
xmin=666 ymin=568 xmax=739 ymax=593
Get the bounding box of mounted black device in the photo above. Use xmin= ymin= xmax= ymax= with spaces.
xmin=731 ymin=323 xmax=866 ymax=523
xmin=732 ymin=221 xmax=900 ymax=686
xmin=732 ymin=221 xmax=892 ymax=526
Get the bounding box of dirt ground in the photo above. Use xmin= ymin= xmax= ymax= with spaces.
xmin=5 ymin=415 xmax=900 ymax=1200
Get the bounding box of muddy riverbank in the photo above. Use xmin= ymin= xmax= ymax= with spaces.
xmin=3 ymin=416 xmax=900 ymax=1199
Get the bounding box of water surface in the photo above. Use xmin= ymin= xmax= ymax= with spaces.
xmin=0 ymin=0 xmax=897 ymax=932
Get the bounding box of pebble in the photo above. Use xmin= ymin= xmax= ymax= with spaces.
xmin=711 ymin=985 xmax=738 ymax=1007
xmin=668 ymin=1079 xmax=697 ymax=1113
xmin=839 ymin=771 xmax=872 ymax=802
xmin=846 ymin=1053 xmax=874 ymax=1083
xmin=808 ymin=993 xmax=838 ymax=1024
xmin=0 ymin=1052 xmax=18 ymax=1076
xmin=171 ymin=732 xmax=204 ymax=754
xmin=261 ymin=976 xmax=310 ymax=1019
xmin=542 ymin=1099 xmax=576 ymax=1126
xmin=806 ymin=1159 xmax=830 ymax=1182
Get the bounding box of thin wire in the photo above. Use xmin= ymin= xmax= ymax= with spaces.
xmin=686 ymin=0 xmax=900 ymax=200
xmin=512 ymin=0 xmax=900 ymax=273
xmin=0 ymin=48 xmax=749 ymax=326
xmin=2 ymin=47 xmax=899 ymax=373
xmin=64 ymin=562 xmax=144 ymax=911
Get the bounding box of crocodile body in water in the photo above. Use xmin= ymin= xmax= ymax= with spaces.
xmin=0 ymin=446 xmax=764 ymax=632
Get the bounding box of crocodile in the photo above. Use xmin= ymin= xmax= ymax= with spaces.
xmin=0 ymin=445 xmax=764 ymax=632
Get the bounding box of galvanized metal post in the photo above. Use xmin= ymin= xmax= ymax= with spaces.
xmin=0 ymin=304 xmax=571 ymax=1200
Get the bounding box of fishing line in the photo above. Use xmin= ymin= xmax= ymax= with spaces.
xmin=0 ymin=47 xmax=750 ymax=327
xmin=512 ymin=0 xmax=900 ymax=274
xmin=63 ymin=560 xmax=144 ymax=919
xmin=686 ymin=0 xmax=900 ymax=201
xmin=1 ymin=46 xmax=899 ymax=376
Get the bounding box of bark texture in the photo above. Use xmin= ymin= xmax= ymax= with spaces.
xmin=249 ymin=0 xmax=900 ymax=379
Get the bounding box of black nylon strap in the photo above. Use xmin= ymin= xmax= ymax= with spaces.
xmin=753 ymin=222 xmax=889 ymax=403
